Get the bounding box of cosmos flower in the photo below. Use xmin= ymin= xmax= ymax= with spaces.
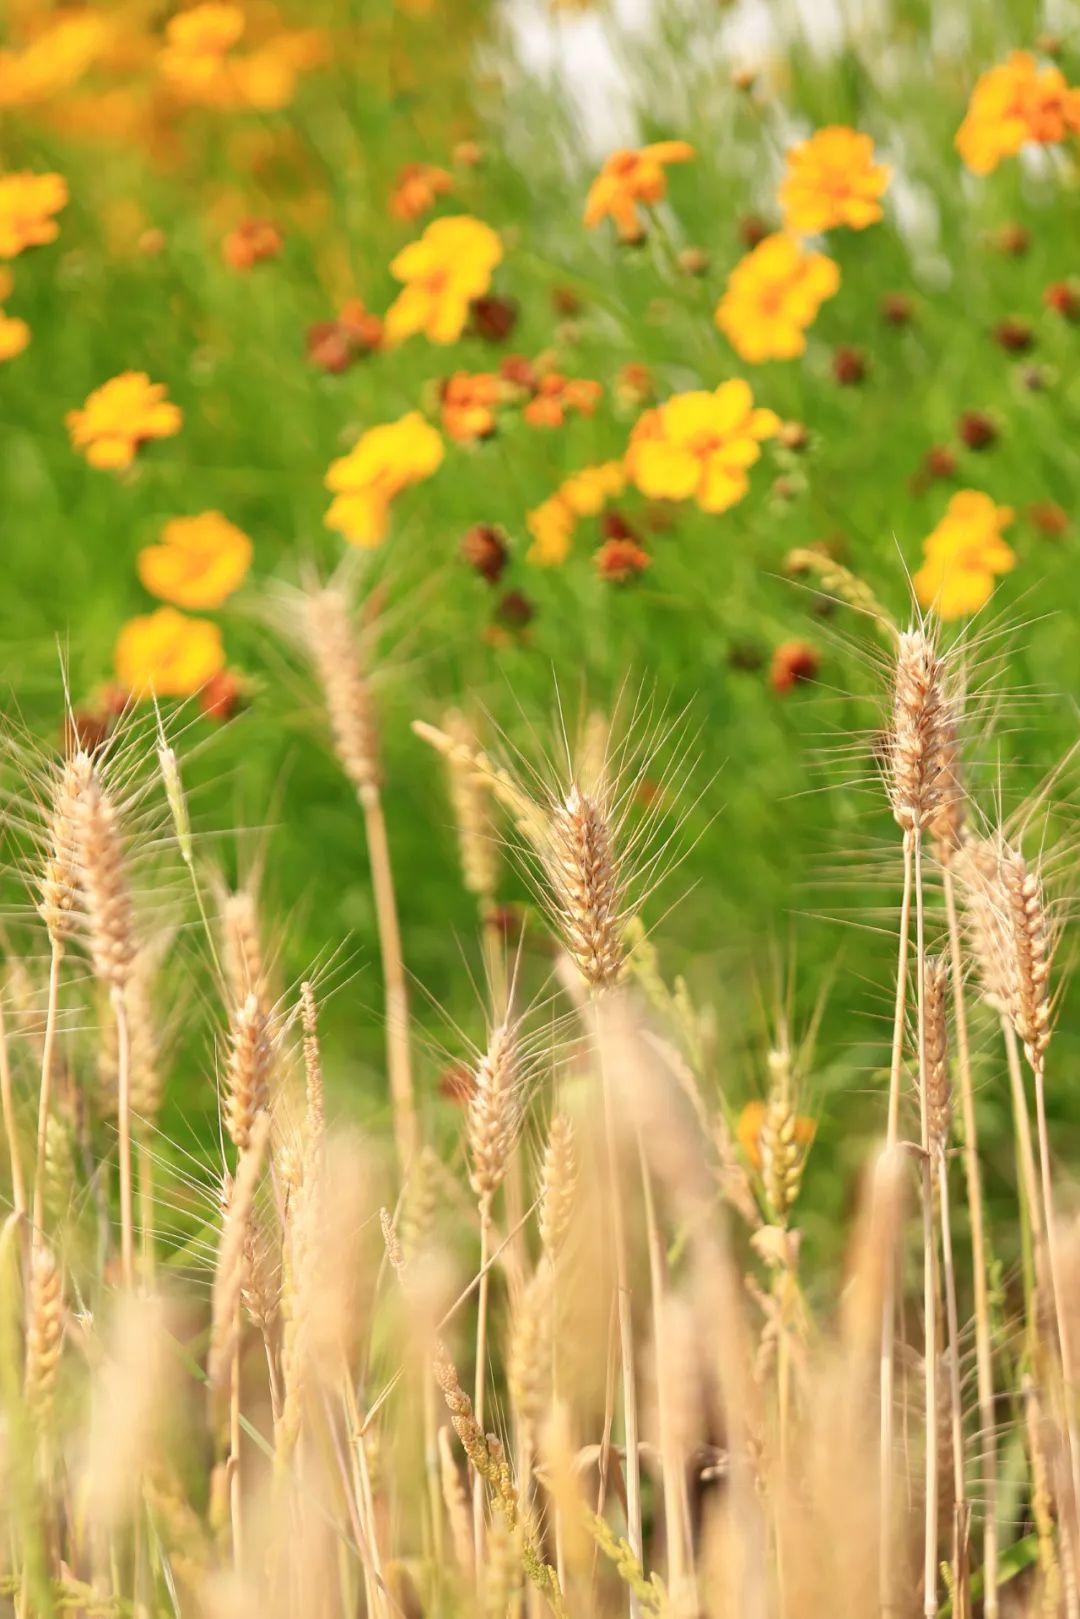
xmin=626 ymin=380 xmax=779 ymax=513
xmin=137 ymin=513 xmax=253 ymax=609
xmin=325 ymin=412 xmax=445 ymax=546
xmin=67 ymin=373 xmax=182 ymax=470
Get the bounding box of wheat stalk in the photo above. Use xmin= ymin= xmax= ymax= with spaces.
xmin=306 ymin=587 xmax=415 ymax=1173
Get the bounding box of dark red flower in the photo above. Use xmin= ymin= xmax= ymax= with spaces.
xmin=496 ymin=590 xmax=535 ymax=628
xmin=470 ymin=295 xmax=519 ymax=343
xmin=739 ymin=214 xmax=770 ymax=248
xmin=1028 ymin=501 xmax=1069 ymax=538
xmin=461 ymin=523 xmax=509 ymax=584
xmin=832 ymin=345 xmax=867 ymax=385
xmin=881 ymin=293 xmax=915 ymax=326
xmin=994 ymin=317 xmax=1034 ymax=352
xmin=994 ymin=223 xmax=1029 ymax=256
xmin=770 ymin=641 xmax=821 ymax=694
xmin=958 ymin=410 xmax=997 ymax=450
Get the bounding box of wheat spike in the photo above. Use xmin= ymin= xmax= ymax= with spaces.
xmin=545 ymin=785 xmax=624 ymax=989
xmin=38 ymin=751 xmax=93 ymax=952
xmin=222 ymin=890 xmax=272 ymax=1019
xmin=24 ymin=1243 xmax=63 ymax=1423
xmin=443 ymin=709 xmax=500 ymax=901
xmin=224 ymin=992 xmax=273 ymax=1152
xmin=924 ymin=956 xmax=952 ymax=1153
xmin=887 ymin=628 xmax=951 ymax=835
xmin=467 ymin=1018 xmax=524 ymax=1206
xmin=76 ymin=769 xmax=136 ymax=990
xmin=304 ymin=587 xmax=381 ymax=797
xmin=1000 ymin=845 xmax=1053 ymax=1076
xmin=538 ymin=1113 xmax=577 ymax=1259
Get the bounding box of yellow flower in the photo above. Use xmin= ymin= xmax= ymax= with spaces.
xmin=67 ymin=372 xmax=182 ymax=470
xmin=158 ymin=1 xmax=245 ymax=103
xmin=384 ymin=216 xmax=503 ymax=346
xmin=0 ymin=171 xmax=68 ymax=259
xmin=957 ymin=51 xmax=1080 ymax=175
xmin=0 ymin=309 xmax=29 ymax=361
xmin=115 ymin=607 xmax=225 ymax=698
xmin=625 ymin=380 xmax=779 ymax=513
xmin=325 ymin=411 xmax=445 ymax=547
xmin=583 ymin=142 xmax=694 ymax=241
xmin=157 ymin=4 xmax=312 ymax=110
xmin=779 ymin=126 xmax=890 ymax=233
xmin=0 ymin=15 xmax=107 ymax=109
xmin=526 ymin=497 xmax=576 ymax=566
xmin=560 ymin=461 xmax=626 ymax=517
xmin=715 ymin=233 xmax=840 ymax=363
xmin=914 ymin=491 xmax=1016 ymax=619
xmin=138 ymin=513 xmax=253 ymax=609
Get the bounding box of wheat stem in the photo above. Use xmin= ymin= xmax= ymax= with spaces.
xmin=361 ymin=784 xmax=417 ymax=1175
xmin=473 ymin=1198 xmax=492 ymax=1573
xmin=594 ymin=995 xmax=643 ymax=1619
xmin=0 ymin=992 xmax=26 ymax=1219
xmin=943 ymin=866 xmax=996 ymax=1618
xmin=914 ymin=833 xmax=938 ymax=1619
xmin=30 ymin=946 xmax=62 ymax=1250
xmin=880 ymin=829 xmax=912 ymax=1616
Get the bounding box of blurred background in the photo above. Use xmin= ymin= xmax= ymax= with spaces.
xmin=2 ymin=0 xmax=1079 ymax=1259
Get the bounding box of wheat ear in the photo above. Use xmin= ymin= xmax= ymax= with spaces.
xmin=306 ymin=587 xmax=415 ymax=1173
xmin=76 ymin=767 xmax=138 ymax=1288
xmin=881 ymin=626 xmax=950 ymax=1619
xmin=999 ymin=844 xmax=1080 ymax=1573
xmin=32 ymin=752 xmax=92 ymax=1249
xmin=466 ymin=1016 xmax=524 ymax=1565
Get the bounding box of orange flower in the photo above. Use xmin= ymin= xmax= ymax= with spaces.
xmin=391 ymin=162 xmax=454 ymax=221
xmin=715 ymin=234 xmax=840 ymax=363
xmin=384 ymin=215 xmax=503 ymax=346
xmin=560 ymin=461 xmax=626 ymax=515
xmin=325 ymin=411 xmax=445 ymax=547
xmin=223 ymin=217 xmax=282 ymax=271
xmin=626 ymin=380 xmax=779 ymax=513
xmin=0 ymin=309 xmax=29 ymax=361
xmin=441 ymin=372 xmax=503 ymax=441
xmin=595 ymin=538 xmax=650 ymax=583
xmin=0 ymin=171 xmax=68 ymax=259
xmin=779 ymin=126 xmax=890 ymax=233
xmin=914 ymin=491 xmax=1016 ymax=619
xmin=67 ymin=372 xmax=182 ymax=470
xmin=526 ymin=497 xmax=576 ymax=566
xmin=307 ymin=299 xmax=384 ymax=372
xmin=115 ymin=607 xmax=225 ymax=698
xmin=138 ymin=513 xmax=253 ymax=609
xmin=583 ymin=142 xmax=694 ymax=241
xmin=957 ymin=51 xmax=1080 ymax=174
xmin=523 ymin=374 xmax=602 ymax=428
xmin=736 ymin=1100 xmax=815 ymax=1172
